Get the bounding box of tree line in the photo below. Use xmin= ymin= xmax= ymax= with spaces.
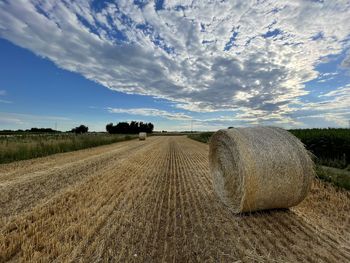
xmin=0 ymin=121 xmax=154 ymax=135
xmin=106 ymin=121 xmax=154 ymax=134
xmin=0 ymin=128 xmax=60 ymax=135
xmin=71 ymin=125 xmax=89 ymax=134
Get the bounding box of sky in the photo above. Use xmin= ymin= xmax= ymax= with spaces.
xmin=0 ymin=0 xmax=350 ymax=131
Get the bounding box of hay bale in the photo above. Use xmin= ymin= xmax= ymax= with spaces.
xmin=139 ymin=132 xmax=147 ymax=140
xmin=209 ymin=126 xmax=314 ymax=213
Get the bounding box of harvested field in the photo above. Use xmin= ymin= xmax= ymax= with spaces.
xmin=0 ymin=136 xmax=349 ymax=262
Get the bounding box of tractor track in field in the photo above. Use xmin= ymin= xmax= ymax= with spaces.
xmin=0 ymin=136 xmax=349 ymax=262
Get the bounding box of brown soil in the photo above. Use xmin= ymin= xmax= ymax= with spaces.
xmin=0 ymin=136 xmax=349 ymax=262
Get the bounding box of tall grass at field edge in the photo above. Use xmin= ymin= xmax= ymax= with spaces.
xmin=0 ymin=133 xmax=137 ymax=164
xmin=187 ymin=132 xmax=214 ymax=143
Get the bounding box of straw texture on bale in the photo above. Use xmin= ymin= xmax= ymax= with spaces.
xmin=139 ymin=132 xmax=147 ymax=140
xmin=209 ymin=126 xmax=314 ymax=213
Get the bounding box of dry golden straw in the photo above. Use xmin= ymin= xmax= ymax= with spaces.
xmin=139 ymin=132 xmax=147 ymax=140
xmin=209 ymin=126 xmax=314 ymax=213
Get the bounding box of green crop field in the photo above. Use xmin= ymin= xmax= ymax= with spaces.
xmin=188 ymin=128 xmax=350 ymax=190
xmin=289 ymin=128 xmax=350 ymax=168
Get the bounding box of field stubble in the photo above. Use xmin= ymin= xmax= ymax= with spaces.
xmin=0 ymin=136 xmax=349 ymax=262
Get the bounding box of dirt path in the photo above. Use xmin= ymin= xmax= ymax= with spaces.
xmin=0 ymin=136 xmax=349 ymax=262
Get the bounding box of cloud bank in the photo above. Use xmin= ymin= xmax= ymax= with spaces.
xmin=107 ymin=107 xmax=192 ymax=120
xmin=0 ymin=0 xmax=349 ymax=126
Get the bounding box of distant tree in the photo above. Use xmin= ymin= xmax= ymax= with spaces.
xmin=115 ymin=122 xmax=130 ymax=134
xmin=71 ymin=125 xmax=88 ymax=134
xmin=105 ymin=121 xmax=154 ymax=134
xmin=139 ymin=121 xmax=145 ymax=132
xmin=146 ymin=123 xmax=154 ymax=133
xmin=130 ymin=121 xmax=139 ymax=134
xmin=106 ymin=123 xmax=114 ymax=133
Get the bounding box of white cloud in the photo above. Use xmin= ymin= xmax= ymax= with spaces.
xmin=341 ymin=50 xmax=350 ymax=71
xmin=107 ymin=107 xmax=192 ymax=120
xmin=0 ymin=112 xmax=71 ymax=128
xmin=0 ymin=90 xmax=6 ymax=96
xmin=0 ymin=99 xmax=12 ymax=104
xmin=0 ymin=112 xmax=70 ymax=121
xmin=0 ymin=1 xmax=349 ymax=127
xmin=0 ymin=116 xmax=23 ymax=125
xmin=106 ymin=106 xmax=303 ymax=129
xmin=286 ymin=84 xmax=350 ymax=127
xmin=319 ymin=84 xmax=350 ymax=98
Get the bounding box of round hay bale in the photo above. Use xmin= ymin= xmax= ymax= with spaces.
xmin=139 ymin=132 xmax=147 ymax=140
xmin=209 ymin=126 xmax=314 ymax=213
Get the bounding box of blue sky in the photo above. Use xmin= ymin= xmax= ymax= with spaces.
xmin=0 ymin=0 xmax=349 ymax=131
